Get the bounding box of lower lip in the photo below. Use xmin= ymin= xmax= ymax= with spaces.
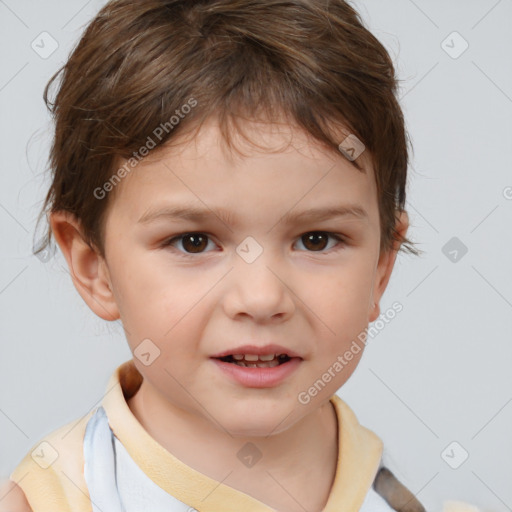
xmin=210 ymin=357 xmax=302 ymax=388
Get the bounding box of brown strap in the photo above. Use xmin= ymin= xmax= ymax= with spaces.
xmin=373 ymin=466 xmax=426 ymax=512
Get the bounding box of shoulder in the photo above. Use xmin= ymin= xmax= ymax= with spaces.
xmin=442 ymin=501 xmax=481 ymax=512
xmin=8 ymin=408 xmax=98 ymax=511
xmin=373 ymin=468 xmax=481 ymax=512
xmin=373 ymin=466 xmax=426 ymax=511
xmin=0 ymin=479 xmax=33 ymax=512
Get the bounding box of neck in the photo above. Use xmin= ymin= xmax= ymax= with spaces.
xmin=127 ymin=378 xmax=339 ymax=512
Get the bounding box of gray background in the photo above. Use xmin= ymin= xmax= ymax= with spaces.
xmin=1 ymin=1 xmax=511 ymax=510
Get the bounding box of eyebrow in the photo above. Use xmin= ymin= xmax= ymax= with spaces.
xmin=137 ymin=203 xmax=369 ymax=227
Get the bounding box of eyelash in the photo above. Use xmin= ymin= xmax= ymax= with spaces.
xmin=161 ymin=231 xmax=347 ymax=259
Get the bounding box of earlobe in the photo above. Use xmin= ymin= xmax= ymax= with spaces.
xmin=49 ymin=211 xmax=120 ymax=321
xmin=369 ymin=211 xmax=409 ymax=323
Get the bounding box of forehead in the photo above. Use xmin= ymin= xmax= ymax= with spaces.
xmin=105 ymin=117 xmax=378 ymax=226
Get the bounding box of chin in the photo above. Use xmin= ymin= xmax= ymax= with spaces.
xmin=215 ymin=403 xmax=299 ymax=438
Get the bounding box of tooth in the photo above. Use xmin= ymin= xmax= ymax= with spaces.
xmin=233 ymin=354 xmax=244 ymax=360
xmin=259 ymin=354 xmax=275 ymax=361
xmin=233 ymin=359 xmax=281 ymax=368
xmin=244 ymin=354 xmax=259 ymax=361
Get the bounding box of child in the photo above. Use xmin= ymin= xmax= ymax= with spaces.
xmin=0 ymin=0 xmax=478 ymax=511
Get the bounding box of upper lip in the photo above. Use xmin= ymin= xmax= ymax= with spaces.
xmin=211 ymin=344 xmax=302 ymax=359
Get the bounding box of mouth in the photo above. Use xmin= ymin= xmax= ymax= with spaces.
xmin=214 ymin=354 xmax=293 ymax=368
xmin=211 ymin=353 xmax=302 ymax=388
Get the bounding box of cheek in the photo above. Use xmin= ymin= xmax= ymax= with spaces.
xmin=316 ymin=271 xmax=373 ymax=323
xmin=306 ymin=269 xmax=374 ymax=362
xmin=113 ymin=276 xmax=212 ymax=356
xmin=107 ymin=259 xmax=174 ymax=342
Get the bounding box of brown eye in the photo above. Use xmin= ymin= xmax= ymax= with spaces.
xmin=301 ymin=232 xmax=329 ymax=251
xmin=180 ymin=233 xmax=209 ymax=253
xmin=296 ymin=232 xmax=345 ymax=253
xmin=163 ymin=233 xmax=214 ymax=255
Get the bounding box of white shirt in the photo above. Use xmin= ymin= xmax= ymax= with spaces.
xmin=84 ymin=406 xmax=395 ymax=511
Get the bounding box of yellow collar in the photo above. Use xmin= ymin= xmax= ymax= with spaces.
xmin=102 ymin=359 xmax=383 ymax=511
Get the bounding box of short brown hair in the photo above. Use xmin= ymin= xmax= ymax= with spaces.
xmin=34 ymin=0 xmax=420 ymax=259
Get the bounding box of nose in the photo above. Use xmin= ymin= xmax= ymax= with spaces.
xmin=222 ymin=249 xmax=296 ymax=323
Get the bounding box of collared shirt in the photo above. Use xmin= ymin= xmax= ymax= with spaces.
xmin=10 ymin=359 xmax=395 ymax=511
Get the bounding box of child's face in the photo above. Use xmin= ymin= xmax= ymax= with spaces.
xmin=59 ymin=117 xmax=407 ymax=436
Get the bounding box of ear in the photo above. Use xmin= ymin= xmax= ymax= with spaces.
xmin=49 ymin=211 xmax=120 ymax=322
xmin=369 ymin=210 xmax=409 ymax=323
